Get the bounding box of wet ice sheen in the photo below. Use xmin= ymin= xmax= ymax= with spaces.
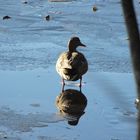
xmin=0 ymin=107 xmax=64 ymax=132
xmin=0 ymin=69 xmax=137 ymax=140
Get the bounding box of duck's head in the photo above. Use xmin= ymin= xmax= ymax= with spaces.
xmin=68 ymin=37 xmax=86 ymax=52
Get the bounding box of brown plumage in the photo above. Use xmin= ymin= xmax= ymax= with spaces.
xmin=56 ymin=36 xmax=88 ymax=87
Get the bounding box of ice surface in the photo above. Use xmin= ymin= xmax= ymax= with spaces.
xmin=0 ymin=0 xmax=135 ymax=72
xmin=0 ymin=0 xmax=139 ymax=140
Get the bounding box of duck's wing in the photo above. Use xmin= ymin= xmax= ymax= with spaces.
xmin=56 ymin=52 xmax=87 ymax=69
xmin=56 ymin=52 xmax=73 ymax=69
xmin=70 ymin=52 xmax=88 ymax=75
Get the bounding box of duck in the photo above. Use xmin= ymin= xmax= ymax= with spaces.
xmin=56 ymin=36 xmax=88 ymax=87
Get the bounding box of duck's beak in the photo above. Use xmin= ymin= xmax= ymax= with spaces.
xmin=79 ymin=42 xmax=86 ymax=47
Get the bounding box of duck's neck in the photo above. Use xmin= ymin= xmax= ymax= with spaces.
xmin=68 ymin=43 xmax=77 ymax=53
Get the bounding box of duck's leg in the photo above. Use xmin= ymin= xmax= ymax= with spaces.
xmin=61 ymin=83 xmax=65 ymax=92
xmin=79 ymin=77 xmax=82 ymax=92
xmin=61 ymin=78 xmax=65 ymax=92
xmin=80 ymin=76 xmax=82 ymax=86
xmin=62 ymin=78 xmax=65 ymax=86
xmin=80 ymin=77 xmax=82 ymax=86
xmin=79 ymin=85 xmax=82 ymax=92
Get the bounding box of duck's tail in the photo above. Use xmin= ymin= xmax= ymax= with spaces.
xmin=63 ymin=68 xmax=79 ymax=81
xmin=63 ymin=68 xmax=77 ymax=75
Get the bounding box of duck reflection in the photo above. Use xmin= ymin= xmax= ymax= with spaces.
xmin=56 ymin=89 xmax=87 ymax=126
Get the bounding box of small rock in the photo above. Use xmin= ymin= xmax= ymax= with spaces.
xmin=93 ymin=5 xmax=98 ymax=12
xmin=3 ymin=16 xmax=11 ymax=20
xmin=45 ymin=15 xmax=50 ymax=21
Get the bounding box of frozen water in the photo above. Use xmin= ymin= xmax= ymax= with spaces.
xmin=0 ymin=0 xmax=139 ymax=140
xmin=0 ymin=0 xmax=135 ymax=72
